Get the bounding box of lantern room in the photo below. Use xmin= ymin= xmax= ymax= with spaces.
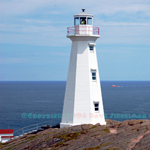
xmin=74 ymin=9 xmax=93 ymax=26
xmin=67 ymin=9 xmax=99 ymax=36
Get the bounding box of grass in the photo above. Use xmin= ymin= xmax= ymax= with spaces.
xmin=49 ymin=132 xmax=55 ymax=134
xmin=55 ymin=132 xmax=81 ymax=141
xmin=90 ymin=125 xmax=97 ymax=129
xmin=140 ymin=120 xmax=143 ymax=124
xmin=53 ymin=131 xmax=82 ymax=148
xmin=0 ymin=143 xmax=4 ymax=148
xmin=28 ymin=134 xmax=40 ymax=140
xmin=104 ymin=127 xmax=110 ymax=133
xmin=144 ymin=126 xmax=149 ymax=133
xmin=83 ymin=143 xmax=112 ymax=150
xmin=6 ymin=144 xmax=19 ymax=150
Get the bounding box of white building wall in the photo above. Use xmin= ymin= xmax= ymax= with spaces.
xmin=89 ymin=46 xmax=106 ymax=125
xmin=61 ymin=41 xmax=78 ymax=125
xmin=60 ymin=36 xmax=106 ymax=127
xmin=73 ymin=40 xmax=91 ymax=124
xmin=1 ymin=139 xmax=10 ymax=143
xmin=0 ymin=133 xmax=13 ymax=143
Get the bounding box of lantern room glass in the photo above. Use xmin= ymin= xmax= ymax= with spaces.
xmin=74 ymin=17 xmax=79 ymax=25
xmin=87 ymin=17 xmax=92 ymax=25
xmin=74 ymin=17 xmax=93 ymax=25
xmin=80 ymin=17 xmax=86 ymax=25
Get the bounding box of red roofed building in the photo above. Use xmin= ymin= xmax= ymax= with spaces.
xmin=0 ymin=129 xmax=14 ymax=143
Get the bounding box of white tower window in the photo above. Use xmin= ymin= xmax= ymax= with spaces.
xmin=87 ymin=17 xmax=92 ymax=25
xmin=89 ymin=45 xmax=94 ymax=51
xmin=89 ymin=43 xmax=95 ymax=52
xmin=94 ymin=102 xmax=99 ymax=112
xmin=74 ymin=17 xmax=79 ymax=25
xmin=80 ymin=17 xmax=86 ymax=25
xmin=74 ymin=17 xmax=93 ymax=25
xmin=91 ymin=69 xmax=96 ymax=81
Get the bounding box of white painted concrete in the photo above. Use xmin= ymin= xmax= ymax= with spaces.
xmin=0 ymin=133 xmax=13 ymax=143
xmin=60 ymin=10 xmax=106 ymax=128
xmin=74 ymin=25 xmax=93 ymax=35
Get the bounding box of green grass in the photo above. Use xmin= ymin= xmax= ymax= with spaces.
xmin=49 ymin=131 xmax=55 ymax=135
xmin=84 ymin=143 xmax=112 ymax=150
xmin=53 ymin=131 xmax=82 ymax=148
xmin=0 ymin=143 xmax=4 ymax=148
xmin=90 ymin=125 xmax=97 ymax=129
xmin=6 ymin=144 xmax=19 ymax=150
xmin=144 ymin=126 xmax=149 ymax=133
xmin=104 ymin=127 xmax=110 ymax=133
xmin=28 ymin=135 xmax=40 ymax=140
xmin=55 ymin=132 xmax=81 ymax=141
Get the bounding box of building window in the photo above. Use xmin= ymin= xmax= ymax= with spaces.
xmin=80 ymin=17 xmax=86 ymax=25
xmin=91 ymin=70 xmax=96 ymax=81
xmin=87 ymin=17 xmax=92 ymax=25
xmin=89 ymin=45 xmax=94 ymax=51
xmin=89 ymin=43 xmax=95 ymax=52
xmin=94 ymin=102 xmax=99 ymax=112
xmin=74 ymin=17 xmax=79 ymax=25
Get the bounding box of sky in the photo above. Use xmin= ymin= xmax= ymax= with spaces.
xmin=0 ymin=0 xmax=150 ymax=81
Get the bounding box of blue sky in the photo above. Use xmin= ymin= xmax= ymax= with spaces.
xmin=0 ymin=0 xmax=150 ymax=81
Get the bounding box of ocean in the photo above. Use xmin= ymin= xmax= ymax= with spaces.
xmin=0 ymin=81 xmax=150 ymax=136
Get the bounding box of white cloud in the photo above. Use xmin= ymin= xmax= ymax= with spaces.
xmin=23 ymin=19 xmax=52 ymax=24
xmin=0 ymin=0 xmax=150 ymax=17
xmin=0 ymin=23 xmax=69 ymax=46
xmin=97 ymin=24 xmax=150 ymax=45
xmin=47 ymin=11 xmax=60 ymax=15
xmin=0 ymin=22 xmax=65 ymax=34
xmin=0 ymin=0 xmax=150 ymax=46
xmin=91 ymin=0 xmax=150 ymax=15
xmin=101 ymin=22 xmax=150 ymax=26
xmin=0 ymin=0 xmax=50 ymax=16
xmin=0 ymin=58 xmax=29 ymax=64
xmin=51 ymin=52 xmax=69 ymax=56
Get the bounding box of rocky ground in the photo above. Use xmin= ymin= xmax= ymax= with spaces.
xmin=1 ymin=119 xmax=150 ymax=150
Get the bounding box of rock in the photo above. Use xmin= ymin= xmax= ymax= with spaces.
xmin=37 ymin=128 xmax=44 ymax=132
xmin=52 ymin=123 xmax=60 ymax=128
xmin=41 ymin=125 xmax=51 ymax=130
xmin=1 ymin=119 xmax=150 ymax=150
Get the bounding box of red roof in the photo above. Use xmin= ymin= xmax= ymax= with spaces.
xmin=1 ymin=136 xmax=14 ymax=139
xmin=0 ymin=129 xmax=14 ymax=134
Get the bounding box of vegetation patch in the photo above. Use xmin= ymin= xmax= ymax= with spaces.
xmin=140 ymin=120 xmax=143 ymax=124
xmin=144 ymin=126 xmax=149 ymax=133
xmin=104 ymin=127 xmax=110 ymax=133
xmin=55 ymin=132 xmax=81 ymax=141
xmin=105 ymin=147 xmax=120 ymax=150
xmin=83 ymin=143 xmax=112 ymax=150
xmin=6 ymin=144 xmax=19 ymax=150
xmin=53 ymin=131 xmax=82 ymax=148
xmin=0 ymin=143 xmax=4 ymax=148
xmin=90 ymin=125 xmax=97 ymax=129
xmin=49 ymin=132 xmax=55 ymax=134
xmin=28 ymin=134 xmax=41 ymax=140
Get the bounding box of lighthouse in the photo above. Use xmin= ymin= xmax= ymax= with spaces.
xmin=60 ymin=9 xmax=106 ymax=128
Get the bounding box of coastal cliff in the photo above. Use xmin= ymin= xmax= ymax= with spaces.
xmin=1 ymin=119 xmax=150 ymax=150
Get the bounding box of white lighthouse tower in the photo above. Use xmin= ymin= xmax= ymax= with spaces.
xmin=60 ymin=9 xmax=106 ymax=128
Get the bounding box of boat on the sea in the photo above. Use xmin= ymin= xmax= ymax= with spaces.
xmin=112 ymin=85 xmax=119 ymax=87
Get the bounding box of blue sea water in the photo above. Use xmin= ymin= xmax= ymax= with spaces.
xmin=0 ymin=81 xmax=150 ymax=135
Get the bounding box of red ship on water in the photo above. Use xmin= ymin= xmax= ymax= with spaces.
xmin=112 ymin=85 xmax=119 ymax=87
